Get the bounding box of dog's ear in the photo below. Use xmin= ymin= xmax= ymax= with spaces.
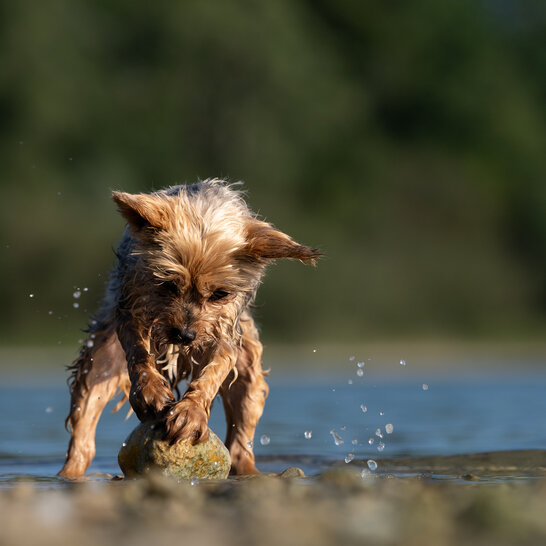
xmin=112 ymin=191 xmax=171 ymax=232
xmin=245 ymin=219 xmax=322 ymax=264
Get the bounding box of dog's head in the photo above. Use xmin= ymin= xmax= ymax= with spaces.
xmin=112 ymin=180 xmax=320 ymax=355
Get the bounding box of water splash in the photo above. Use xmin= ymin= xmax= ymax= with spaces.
xmin=329 ymin=429 xmax=344 ymax=446
xmin=304 ymin=430 xmax=312 ymax=439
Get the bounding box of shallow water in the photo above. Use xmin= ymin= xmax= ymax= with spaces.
xmin=1 ymin=367 xmax=545 ymax=486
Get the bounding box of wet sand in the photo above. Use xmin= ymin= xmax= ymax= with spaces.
xmin=2 ymin=451 xmax=546 ymax=546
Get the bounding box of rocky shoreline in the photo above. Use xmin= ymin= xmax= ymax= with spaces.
xmin=2 ymin=467 xmax=546 ymax=546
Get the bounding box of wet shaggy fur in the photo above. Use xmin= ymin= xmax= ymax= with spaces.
xmin=59 ymin=180 xmax=320 ymax=478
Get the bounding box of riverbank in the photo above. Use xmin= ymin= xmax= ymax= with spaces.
xmin=2 ymin=468 xmax=546 ymax=546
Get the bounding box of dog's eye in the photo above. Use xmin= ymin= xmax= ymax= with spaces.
xmin=162 ymin=281 xmax=180 ymax=296
xmin=209 ymin=289 xmax=229 ymax=302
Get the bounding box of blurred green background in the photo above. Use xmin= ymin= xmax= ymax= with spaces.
xmin=1 ymin=0 xmax=545 ymax=349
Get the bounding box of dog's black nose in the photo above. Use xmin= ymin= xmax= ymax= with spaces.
xmin=170 ymin=328 xmax=196 ymax=345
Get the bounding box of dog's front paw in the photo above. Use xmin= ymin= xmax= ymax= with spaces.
xmin=163 ymin=399 xmax=209 ymax=445
xmin=130 ymin=372 xmax=175 ymax=421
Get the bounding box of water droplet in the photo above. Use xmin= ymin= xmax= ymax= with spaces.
xmin=344 ymin=453 xmax=355 ymax=464
xmin=375 ymin=428 xmax=383 ymax=439
xmin=86 ymin=340 xmax=94 ymax=348
xmin=190 ymin=477 xmax=199 ymax=486
xmin=356 ymin=368 xmax=364 ymax=377
xmin=29 ymin=293 xmax=35 ymax=298
xmin=348 ymin=379 xmax=353 ymax=385
xmin=312 ymin=348 xmax=317 ymax=353
xmin=360 ymin=404 xmax=368 ymax=413
xmin=102 ymin=372 xmax=109 ymax=377
xmin=83 ymin=287 xmax=89 ymax=292
xmin=379 ymin=411 xmax=384 ymax=416
xmin=357 ymin=361 xmax=364 ymax=368
xmin=73 ymin=302 xmax=79 ymax=309
xmin=340 ymin=425 xmax=346 ymax=431
xmin=400 ymin=359 xmax=406 ymax=366
xmin=377 ymin=442 xmax=385 ymax=452
xmin=122 ymin=442 xmax=127 ymax=447
xmin=360 ymin=469 xmax=370 ymax=478
xmin=385 ymin=423 xmax=394 ymax=434
xmin=76 ymin=406 xmax=81 ymax=412
xmin=142 ymin=372 xmax=147 ymax=376
xmin=45 ymin=407 xmax=53 ymax=413
xmin=349 ymin=356 xmax=355 ymax=361
xmin=73 ymin=290 xmax=81 ymax=299
xmin=246 ymin=441 xmax=253 ymax=449
xmin=260 ymin=435 xmax=270 ymax=446
xmin=329 ymin=429 xmax=344 ymax=446
xmin=83 ymin=369 xmax=89 ymax=374
xmin=368 ymin=438 xmax=374 ymax=445
xmin=170 ymin=410 xmax=174 ymax=415
xmin=48 ymin=310 xmax=53 ymax=315
xmin=304 ymin=430 xmax=312 ymax=439
xmin=351 ymin=438 xmax=358 ymax=445
xmin=367 ymin=459 xmax=378 ymax=471
xmin=422 ymin=383 xmax=429 ymax=391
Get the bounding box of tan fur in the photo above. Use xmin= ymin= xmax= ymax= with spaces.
xmin=59 ymin=180 xmax=320 ymax=478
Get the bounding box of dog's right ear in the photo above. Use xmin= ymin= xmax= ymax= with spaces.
xmin=112 ymin=191 xmax=171 ymax=232
xmin=245 ymin=219 xmax=322 ymax=264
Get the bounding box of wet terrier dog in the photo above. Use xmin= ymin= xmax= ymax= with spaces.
xmin=59 ymin=180 xmax=320 ymax=478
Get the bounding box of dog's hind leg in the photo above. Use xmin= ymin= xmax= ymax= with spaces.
xmin=220 ymin=315 xmax=269 ymax=475
xmin=58 ymin=328 xmax=130 ymax=478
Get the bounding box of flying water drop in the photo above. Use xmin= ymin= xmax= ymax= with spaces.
xmin=329 ymin=429 xmax=344 ymax=446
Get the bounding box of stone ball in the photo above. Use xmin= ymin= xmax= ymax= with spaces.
xmin=118 ymin=421 xmax=231 ymax=480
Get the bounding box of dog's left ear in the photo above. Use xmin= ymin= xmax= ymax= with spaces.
xmin=245 ymin=219 xmax=322 ymax=264
xmin=112 ymin=191 xmax=171 ymax=232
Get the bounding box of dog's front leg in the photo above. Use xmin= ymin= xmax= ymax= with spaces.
xmin=164 ymin=348 xmax=236 ymax=445
xmin=116 ymin=314 xmax=175 ymax=421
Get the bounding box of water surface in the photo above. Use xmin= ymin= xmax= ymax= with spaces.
xmin=1 ymin=366 xmax=545 ymax=486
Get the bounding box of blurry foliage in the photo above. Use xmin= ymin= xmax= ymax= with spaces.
xmin=0 ymin=0 xmax=545 ymax=345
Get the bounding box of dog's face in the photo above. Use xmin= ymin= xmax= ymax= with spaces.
xmin=112 ymin=182 xmax=319 ymax=356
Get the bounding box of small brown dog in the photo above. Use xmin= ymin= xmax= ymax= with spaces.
xmin=59 ymin=180 xmax=320 ymax=478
